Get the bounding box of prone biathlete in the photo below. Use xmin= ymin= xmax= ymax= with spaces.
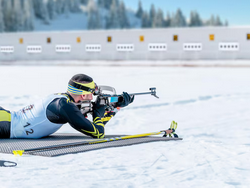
xmin=0 ymin=74 xmax=134 ymax=139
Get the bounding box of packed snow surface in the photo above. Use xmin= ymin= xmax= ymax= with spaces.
xmin=0 ymin=63 xmax=250 ymax=188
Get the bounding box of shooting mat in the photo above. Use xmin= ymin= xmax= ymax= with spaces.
xmin=0 ymin=133 xmax=182 ymax=157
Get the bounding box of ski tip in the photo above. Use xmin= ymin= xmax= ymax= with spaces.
xmin=13 ymin=150 xmax=24 ymax=156
xmin=0 ymin=160 xmax=17 ymax=167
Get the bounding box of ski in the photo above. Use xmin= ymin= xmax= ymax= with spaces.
xmin=0 ymin=160 xmax=17 ymax=167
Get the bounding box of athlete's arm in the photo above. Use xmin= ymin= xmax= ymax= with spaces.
xmin=101 ymin=111 xmax=117 ymax=125
xmin=58 ymin=98 xmax=105 ymax=138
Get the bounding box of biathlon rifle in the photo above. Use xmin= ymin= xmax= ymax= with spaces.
xmin=80 ymin=87 xmax=159 ymax=115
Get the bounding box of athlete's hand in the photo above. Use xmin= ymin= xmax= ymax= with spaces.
xmin=116 ymin=92 xmax=134 ymax=108
xmin=92 ymin=96 xmax=107 ymax=118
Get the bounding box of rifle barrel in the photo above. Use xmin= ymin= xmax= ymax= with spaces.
xmin=102 ymin=91 xmax=159 ymax=98
xmin=128 ymin=92 xmax=153 ymax=96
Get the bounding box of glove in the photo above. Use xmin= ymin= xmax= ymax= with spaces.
xmin=92 ymin=96 xmax=107 ymax=118
xmin=115 ymin=92 xmax=134 ymax=108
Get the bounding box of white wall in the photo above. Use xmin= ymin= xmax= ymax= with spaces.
xmin=1 ymin=27 xmax=250 ymax=61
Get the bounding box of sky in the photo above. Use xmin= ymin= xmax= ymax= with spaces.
xmin=124 ymin=0 xmax=250 ymax=26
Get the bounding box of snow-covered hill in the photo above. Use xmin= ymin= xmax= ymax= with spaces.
xmin=34 ymin=12 xmax=88 ymax=31
xmin=33 ymin=4 xmax=141 ymax=32
xmin=0 ymin=0 xmax=226 ymax=33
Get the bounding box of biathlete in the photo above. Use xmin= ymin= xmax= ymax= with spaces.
xmin=0 ymin=74 xmax=134 ymax=139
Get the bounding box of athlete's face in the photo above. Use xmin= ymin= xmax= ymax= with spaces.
xmin=81 ymin=93 xmax=93 ymax=101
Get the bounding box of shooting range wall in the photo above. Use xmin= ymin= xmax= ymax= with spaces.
xmin=1 ymin=27 xmax=250 ymax=61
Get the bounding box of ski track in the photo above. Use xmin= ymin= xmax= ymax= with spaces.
xmin=0 ymin=65 xmax=250 ymax=188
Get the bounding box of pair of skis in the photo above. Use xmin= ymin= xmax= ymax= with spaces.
xmin=13 ymin=121 xmax=180 ymax=156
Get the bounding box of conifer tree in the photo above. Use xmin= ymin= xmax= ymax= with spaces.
xmin=171 ymin=9 xmax=186 ymax=27
xmin=206 ymin=15 xmax=215 ymax=26
xmin=189 ymin=11 xmax=202 ymax=27
xmin=69 ymin=0 xmax=81 ymax=13
xmin=154 ymin=8 xmax=164 ymax=28
xmin=0 ymin=0 xmax=5 ymax=32
xmin=64 ymin=0 xmax=70 ymax=16
xmin=105 ymin=0 xmax=120 ymax=29
xmin=215 ymin=15 xmax=222 ymax=26
xmin=23 ymin=0 xmax=34 ymax=31
xmin=56 ymin=0 xmax=64 ymax=14
xmin=135 ymin=0 xmax=143 ymax=19
xmin=118 ymin=1 xmax=129 ymax=29
xmin=47 ymin=0 xmax=56 ymax=20
xmin=104 ymin=0 xmax=112 ymax=10
xmin=2 ymin=0 xmax=16 ymax=31
xmin=15 ymin=0 xmax=26 ymax=31
xmin=80 ymin=0 xmax=89 ymax=5
xmin=225 ymin=20 xmax=228 ymax=26
xmin=141 ymin=12 xmax=150 ymax=28
xmin=164 ymin=12 xmax=171 ymax=27
xmin=87 ymin=0 xmax=101 ymax=29
xmin=149 ymin=4 xmax=156 ymax=27
xmin=97 ymin=0 xmax=105 ymax=8
xmin=33 ymin=0 xmax=49 ymax=24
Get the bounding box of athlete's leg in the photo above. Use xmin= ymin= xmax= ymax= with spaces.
xmin=0 ymin=106 xmax=11 ymax=138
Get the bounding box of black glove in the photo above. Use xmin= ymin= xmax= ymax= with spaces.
xmin=116 ymin=92 xmax=134 ymax=108
xmin=92 ymin=96 xmax=107 ymax=118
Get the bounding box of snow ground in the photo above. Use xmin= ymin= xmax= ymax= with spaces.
xmin=0 ymin=63 xmax=250 ymax=188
